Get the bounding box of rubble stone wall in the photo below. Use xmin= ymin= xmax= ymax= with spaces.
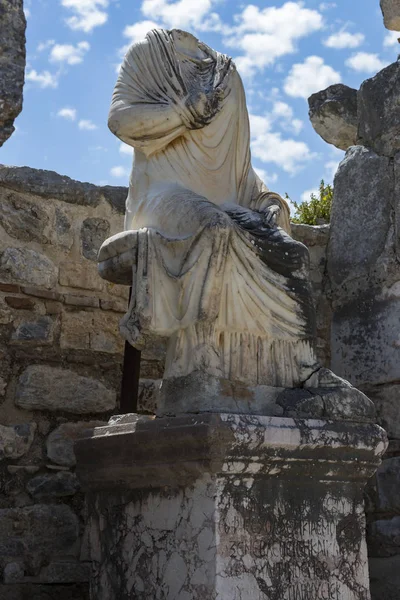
xmin=0 ymin=166 xmax=163 ymax=599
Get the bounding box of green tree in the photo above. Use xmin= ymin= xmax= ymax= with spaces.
xmin=288 ymin=180 xmax=333 ymax=225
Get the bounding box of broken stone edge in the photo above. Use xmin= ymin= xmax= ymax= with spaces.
xmin=75 ymin=414 xmax=388 ymax=491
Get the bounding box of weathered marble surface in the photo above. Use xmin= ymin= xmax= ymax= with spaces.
xmin=100 ymin=28 xmax=318 ymax=389
xmin=308 ymin=84 xmax=358 ymax=150
xmin=156 ymin=367 xmax=376 ymax=424
xmin=0 ymin=0 xmax=26 ymax=147
xmin=76 ymin=413 xmax=387 ymax=600
xmin=357 ymin=61 xmax=400 ymax=157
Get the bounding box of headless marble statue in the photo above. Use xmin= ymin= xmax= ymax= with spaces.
xmin=100 ymin=28 xmax=320 ymax=398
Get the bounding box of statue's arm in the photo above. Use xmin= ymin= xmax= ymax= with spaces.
xmin=108 ymin=41 xmax=227 ymax=156
xmin=108 ymin=97 xmax=185 ymax=148
xmin=251 ymin=191 xmax=291 ymax=233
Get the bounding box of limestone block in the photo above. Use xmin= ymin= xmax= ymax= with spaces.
xmin=368 ymin=517 xmax=400 ymax=557
xmin=100 ymin=298 xmax=126 ymax=312
xmin=11 ymin=316 xmax=53 ymax=345
xmin=331 ymin=291 xmax=400 ymax=387
xmin=15 ymin=365 xmax=116 ymax=414
xmin=0 ymin=504 xmax=79 ymax=572
xmin=0 ymin=192 xmax=50 ymax=242
xmin=358 ymin=61 xmax=400 ymax=156
xmin=0 ymin=422 xmax=36 ymax=460
xmin=54 ymin=208 xmax=73 ymax=249
xmin=60 ymin=311 xmax=92 ymax=350
xmin=376 ymin=457 xmax=400 ymax=512
xmin=0 ymin=165 xmax=127 ymax=212
xmin=81 ymin=218 xmax=110 ymax=261
xmin=60 ymin=311 xmax=123 ymax=354
xmin=26 ymin=472 xmax=80 ymax=500
xmin=0 ymin=298 xmax=13 ymax=324
xmin=381 ymin=0 xmax=400 ymax=30
xmin=369 ymin=555 xmax=400 ymax=600
xmin=91 ymin=312 xmax=124 ymax=354
xmin=393 ymin=153 xmax=400 ymax=260
xmin=0 ymin=0 xmax=26 ymax=147
xmin=308 ymin=84 xmax=358 ymax=150
xmin=290 ymin=223 xmax=330 ymax=248
xmin=59 ymin=260 xmax=103 ymax=291
xmin=156 ymin=369 xmax=375 ymax=422
xmin=369 ymin=384 xmax=400 ymax=438
xmin=47 ymin=421 xmax=106 ymax=467
xmin=328 ymin=146 xmax=392 ymax=288
xmin=0 ymin=247 xmax=58 ymax=289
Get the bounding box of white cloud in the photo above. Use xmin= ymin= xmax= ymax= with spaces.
xmin=253 ymin=167 xmax=278 ymax=185
xmin=119 ymin=20 xmax=160 ymax=64
xmin=345 ymin=52 xmax=387 ymax=74
xmin=37 ymin=40 xmax=55 ymax=52
xmin=249 ymin=113 xmax=315 ymax=175
xmin=272 ymin=101 xmax=293 ymax=119
xmin=141 ymin=0 xmax=222 ymax=31
xmin=57 ymin=107 xmax=77 ymax=121
xmin=50 ymin=41 xmax=90 ymax=65
xmin=24 ymin=7 xmax=31 ymax=18
xmin=324 ymin=30 xmax=365 ymax=49
xmin=300 ymin=188 xmax=319 ymax=203
xmin=123 ymin=20 xmax=160 ymax=46
xmin=319 ymin=2 xmax=337 ymax=10
xmin=26 ymin=69 xmax=59 ymax=88
xmin=78 ymin=119 xmax=97 ymax=130
xmin=226 ymin=2 xmax=323 ymax=77
xmin=384 ymin=30 xmax=400 ymax=48
xmin=119 ymin=143 xmax=133 ymax=156
xmin=61 ymin=0 xmax=109 ymax=33
xmin=284 ymin=56 xmax=341 ymax=99
xmin=272 ymin=101 xmax=303 ymax=135
xmin=110 ymin=166 xmax=130 ymax=178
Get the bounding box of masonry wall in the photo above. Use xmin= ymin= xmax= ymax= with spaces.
xmin=323 ymin=61 xmax=400 ymax=600
xmin=0 ymin=165 xmax=163 ymax=599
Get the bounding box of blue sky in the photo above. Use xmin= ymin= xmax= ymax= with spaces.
xmin=1 ymin=0 xmax=398 ymax=206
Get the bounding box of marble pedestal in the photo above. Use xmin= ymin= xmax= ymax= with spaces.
xmin=76 ymin=413 xmax=387 ymax=600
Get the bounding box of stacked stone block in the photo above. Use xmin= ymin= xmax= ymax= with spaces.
xmin=310 ymin=60 xmax=400 ymax=599
xmin=0 ymin=166 xmax=163 ymax=599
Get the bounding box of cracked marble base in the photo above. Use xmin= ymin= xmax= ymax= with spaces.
xmin=76 ymin=414 xmax=387 ymax=600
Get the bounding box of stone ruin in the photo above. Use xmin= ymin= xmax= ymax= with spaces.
xmin=0 ymin=2 xmax=399 ymax=600
xmin=0 ymin=0 xmax=26 ymax=147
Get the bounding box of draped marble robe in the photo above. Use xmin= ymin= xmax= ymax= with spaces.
xmin=107 ymin=28 xmax=317 ymax=388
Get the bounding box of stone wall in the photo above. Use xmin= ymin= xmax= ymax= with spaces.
xmin=0 ymin=0 xmax=26 ymax=147
xmin=0 ymin=166 xmax=164 ymax=599
xmin=317 ymin=60 xmax=400 ymax=600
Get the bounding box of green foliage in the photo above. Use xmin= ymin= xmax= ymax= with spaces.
xmin=288 ymin=180 xmax=333 ymax=225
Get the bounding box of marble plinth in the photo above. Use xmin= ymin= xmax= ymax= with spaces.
xmin=75 ymin=413 xmax=387 ymax=600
